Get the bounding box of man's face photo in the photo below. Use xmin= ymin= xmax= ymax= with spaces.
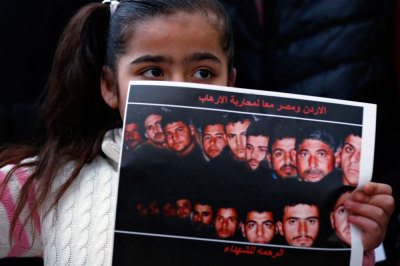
xmin=162 ymin=202 xmax=177 ymax=217
xmin=202 ymin=124 xmax=226 ymax=159
xmin=176 ymin=198 xmax=192 ymax=219
xmin=330 ymin=191 xmax=352 ymax=246
xmin=278 ymin=204 xmax=319 ymax=247
xmin=296 ymin=139 xmax=338 ymax=182
xmin=144 ymin=114 xmax=165 ymax=145
xmin=164 ymin=121 xmax=195 ymax=155
xmin=246 ymin=135 xmax=269 ymax=170
xmin=225 ymin=119 xmax=251 ymax=161
xmin=271 ymin=137 xmax=297 ymax=178
xmin=340 ymin=134 xmax=361 ymax=187
xmin=192 ymin=204 xmax=213 ymax=227
xmin=241 ymin=211 xmax=275 ymax=244
xmin=214 ymin=208 xmax=238 ymax=239
xmin=125 ymin=123 xmax=142 ymax=148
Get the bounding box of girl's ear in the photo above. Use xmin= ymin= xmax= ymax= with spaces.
xmin=228 ymin=68 xmax=237 ymax=87
xmin=101 ymin=66 xmax=119 ymax=109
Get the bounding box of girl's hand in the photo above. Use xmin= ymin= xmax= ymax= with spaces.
xmin=344 ymin=182 xmax=395 ymax=251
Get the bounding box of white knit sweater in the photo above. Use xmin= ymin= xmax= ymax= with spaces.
xmin=0 ymin=129 xmax=121 ymax=265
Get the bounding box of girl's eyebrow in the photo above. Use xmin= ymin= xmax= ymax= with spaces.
xmin=130 ymin=54 xmax=171 ymax=64
xmin=130 ymin=52 xmax=222 ymax=65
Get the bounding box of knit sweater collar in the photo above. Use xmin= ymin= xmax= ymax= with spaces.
xmin=101 ymin=128 xmax=122 ymax=164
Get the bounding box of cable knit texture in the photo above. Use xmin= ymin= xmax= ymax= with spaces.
xmin=40 ymin=156 xmax=118 ymax=266
xmin=0 ymin=130 xmax=119 ymax=265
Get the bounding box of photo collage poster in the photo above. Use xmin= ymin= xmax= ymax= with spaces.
xmin=112 ymin=81 xmax=376 ymax=266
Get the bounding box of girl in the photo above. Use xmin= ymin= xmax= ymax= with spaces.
xmin=0 ymin=0 xmax=393 ymax=265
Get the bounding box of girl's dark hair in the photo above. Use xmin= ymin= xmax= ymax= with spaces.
xmin=107 ymin=0 xmax=234 ymax=79
xmin=0 ymin=0 xmax=234 ymax=243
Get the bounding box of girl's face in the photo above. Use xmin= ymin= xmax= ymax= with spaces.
xmin=102 ymin=12 xmax=236 ymax=117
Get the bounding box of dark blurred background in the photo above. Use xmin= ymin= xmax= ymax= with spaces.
xmin=0 ymin=0 xmax=99 ymax=147
xmin=1 ymin=0 xmax=399 ymax=265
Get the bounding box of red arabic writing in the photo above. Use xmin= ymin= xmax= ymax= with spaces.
xmin=223 ymin=245 xmax=284 ymax=258
xmin=198 ymin=94 xmax=327 ymax=116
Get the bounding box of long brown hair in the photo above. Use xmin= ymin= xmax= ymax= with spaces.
xmin=0 ymin=0 xmax=234 ymax=242
xmin=0 ymin=3 xmax=119 ymax=241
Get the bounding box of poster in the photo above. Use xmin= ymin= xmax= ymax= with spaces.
xmin=112 ymin=81 xmax=376 ymax=266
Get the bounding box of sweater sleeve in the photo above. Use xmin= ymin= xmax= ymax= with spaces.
xmin=0 ymin=164 xmax=43 ymax=258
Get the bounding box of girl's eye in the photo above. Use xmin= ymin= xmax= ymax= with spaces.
xmin=193 ymin=69 xmax=214 ymax=79
xmin=142 ymin=68 xmax=163 ymax=78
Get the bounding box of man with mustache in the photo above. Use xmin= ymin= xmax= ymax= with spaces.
xmin=295 ymin=128 xmax=340 ymax=182
xmin=191 ymin=200 xmax=214 ymax=237
xmin=124 ymin=122 xmax=142 ymax=150
xmin=143 ymin=111 xmax=169 ymax=150
xmin=192 ymin=203 xmax=213 ymax=227
xmin=269 ymin=123 xmax=298 ymax=179
xmin=277 ymin=202 xmax=320 ymax=247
